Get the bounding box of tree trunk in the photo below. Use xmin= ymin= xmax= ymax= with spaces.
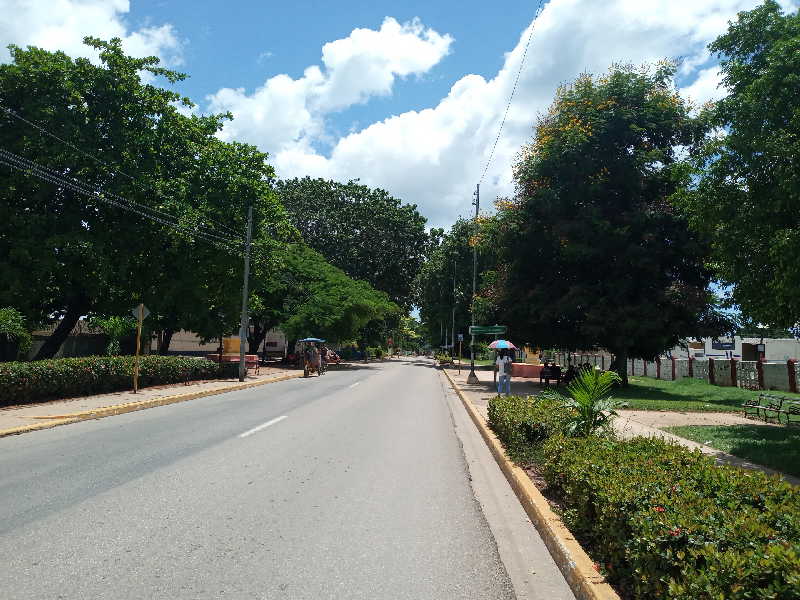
xmin=248 ymin=321 xmax=266 ymax=355
xmin=614 ymin=348 xmax=629 ymax=386
xmin=34 ymin=300 xmax=87 ymax=360
xmin=158 ymin=328 xmax=174 ymax=355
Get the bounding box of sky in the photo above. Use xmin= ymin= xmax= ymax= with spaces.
xmin=2 ymin=0 xmax=798 ymax=229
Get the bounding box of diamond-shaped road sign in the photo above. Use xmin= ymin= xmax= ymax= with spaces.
xmin=131 ymin=304 xmax=151 ymax=320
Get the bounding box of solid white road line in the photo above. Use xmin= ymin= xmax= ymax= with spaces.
xmin=238 ymin=415 xmax=288 ymax=439
xmin=348 ymin=382 xmax=360 ymax=388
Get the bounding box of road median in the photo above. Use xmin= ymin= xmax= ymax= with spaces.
xmin=441 ymin=367 xmax=620 ymax=600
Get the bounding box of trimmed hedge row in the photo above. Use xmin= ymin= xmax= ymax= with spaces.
xmin=0 ymin=355 xmax=236 ymax=406
xmin=488 ymin=395 xmax=800 ymax=599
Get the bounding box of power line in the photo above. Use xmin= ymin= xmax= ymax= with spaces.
xmin=0 ymin=147 xmax=243 ymax=254
xmin=0 ymin=103 xmax=243 ymax=239
xmin=478 ymin=0 xmax=546 ymax=185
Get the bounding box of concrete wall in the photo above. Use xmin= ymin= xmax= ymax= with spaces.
xmin=763 ymin=362 xmax=792 ymax=392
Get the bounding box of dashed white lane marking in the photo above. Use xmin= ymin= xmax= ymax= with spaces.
xmin=238 ymin=415 xmax=288 ymax=438
xmin=348 ymin=382 xmax=361 ymax=388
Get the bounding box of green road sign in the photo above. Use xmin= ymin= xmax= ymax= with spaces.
xmin=469 ymin=325 xmax=507 ymax=335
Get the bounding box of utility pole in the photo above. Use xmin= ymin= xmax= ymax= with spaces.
xmin=467 ymin=183 xmax=480 ymax=384
xmin=239 ymin=201 xmax=254 ymax=382
xmin=451 ymin=259 xmax=456 ymax=355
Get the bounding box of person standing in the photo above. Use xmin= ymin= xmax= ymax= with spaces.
xmin=496 ymin=349 xmax=512 ymax=395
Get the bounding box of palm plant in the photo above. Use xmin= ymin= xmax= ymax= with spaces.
xmin=544 ymin=367 xmax=622 ymax=437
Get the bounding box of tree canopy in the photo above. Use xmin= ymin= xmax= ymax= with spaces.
xmin=677 ymin=1 xmax=800 ymax=328
xmin=491 ymin=64 xmax=730 ymax=382
xmin=276 ymin=177 xmax=429 ymax=308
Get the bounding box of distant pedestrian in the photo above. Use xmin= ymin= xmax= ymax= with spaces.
xmin=496 ymin=350 xmax=512 ymax=395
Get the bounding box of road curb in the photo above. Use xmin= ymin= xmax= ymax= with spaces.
xmin=441 ymin=368 xmax=620 ymax=600
xmin=0 ymin=372 xmax=304 ymax=439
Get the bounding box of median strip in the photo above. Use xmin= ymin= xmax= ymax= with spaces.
xmin=441 ymin=367 xmax=620 ymax=600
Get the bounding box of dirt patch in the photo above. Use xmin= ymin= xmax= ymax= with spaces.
xmin=617 ymin=409 xmax=778 ymax=429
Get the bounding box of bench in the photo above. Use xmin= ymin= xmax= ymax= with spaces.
xmin=743 ymin=393 xmax=800 ymax=425
xmin=539 ymin=367 xmax=562 ymax=387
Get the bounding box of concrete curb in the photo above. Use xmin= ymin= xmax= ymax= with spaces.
xmin=0 ymin=372 xmax=304 ymax=439
xmin=442 ymin=368 xmax=620 ymax=600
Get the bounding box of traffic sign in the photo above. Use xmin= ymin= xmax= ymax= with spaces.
xmin=469 ymin=325 xmax=507 ymax=335
xmin=457 ymin=333 xmax=464 ymax=342
xmin=131 ymin=304 xmax=150 ymax=320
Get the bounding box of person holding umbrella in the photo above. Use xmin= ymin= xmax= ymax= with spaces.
xmin=490 ymin=340 xmax=516 ymax=395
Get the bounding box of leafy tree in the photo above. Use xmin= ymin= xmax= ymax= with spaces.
xmin=276 ymin=177 xmax=429 ymax=308
xmin=0 ymin=307 xmax=32 ymax=361
xmin=496 ymin=64 xmax=730 ymax=384
xmin=88 ymin=315 xmax=136 ymax=356
xmin=678 ymin=1 xmax=800 ymax=327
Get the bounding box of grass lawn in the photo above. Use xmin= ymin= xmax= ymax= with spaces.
xmin=614 ymin=376 xmax=800 ymax=412
xmin=664 ymin=424 xmax=800 ymax=478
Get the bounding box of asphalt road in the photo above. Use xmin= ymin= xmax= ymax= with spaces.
xmin=0 ymin=359 xmax=522 ymax=599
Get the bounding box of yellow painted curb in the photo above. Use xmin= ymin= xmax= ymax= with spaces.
xmin=442 ymin=368 xmax=620 ymax=600
xmin=0 ymin=372 xmax=304 ymax=439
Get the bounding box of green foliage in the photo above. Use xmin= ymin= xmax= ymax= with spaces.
xmin=487 ymin=394 xmax=571 ymax=463
xmin=0 ymin=355 xmax=232 ymax=405
xmin=434 ymin=352 xmax=452 ymax=363
xmin=679 ymin=1 xmax=800 ymax=327
xmin=276 ymin=177 xmax=429 ymax=308
xmin=495 ymin=63 xmax=732 ymax=383
xmin=366 ymin=346 xmax=385 ymax=359
xmin=541 ymin=435 xmax=800 ymax=599
xmin=0 ymin=307 xmax=32 ymax=361
xmin=542 ymin=368 xmax=621 ymax=437
xmin=88 ymin=315 xmax=137 ymax=355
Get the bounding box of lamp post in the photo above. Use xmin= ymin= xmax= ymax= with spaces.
xmin=467 ymin=183 xmax=480 ymax=384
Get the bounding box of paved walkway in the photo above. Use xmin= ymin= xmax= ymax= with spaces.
xmin=0 ymin=365 xmax=299 ymax=432
xmin=445 ymin=366 xmax=799 ymax=486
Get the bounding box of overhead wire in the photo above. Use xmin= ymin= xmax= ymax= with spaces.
xmin=0 ymin=103 xmax=243 ymax=239
xmin=0 ymin=147 xmax=243 ymax=254
xmin=478 ymin=0 xmax=546 ymax=185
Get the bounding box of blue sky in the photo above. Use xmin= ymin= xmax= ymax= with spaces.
xmin=2 ymin=0 xmax=798 ymax=228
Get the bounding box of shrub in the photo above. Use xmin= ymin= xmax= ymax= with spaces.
xmin=541 ymin=435 xmax=800 ymax=599
xmin=0 ymin=307 xmax=32 ymax=361
xmin=487 ymin=394 xmax=570 ymax=463
xmin=0 ymin=355 xmax=234 ymax=406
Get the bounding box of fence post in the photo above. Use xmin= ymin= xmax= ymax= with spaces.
xmin=757 ymin=359 xmax=764 ymax=389
xmin=688 ymin=356 xmax=694 ymax=378
xmin=730 ymin=358 xmax=737 ymax=387
xmin=788 ymin=359 xmax=797 ymax=393
xmin=671 ymin=356 xmax=676 ymax=380
xmin=656 ymin=357 xmax=661 ymax=379
xmin=644 ymin=360 xmax=648 ymax=377
xmin=630 ymin=358 xmax=634 ymax=375
xmin=709 ymin=358 xmax=715 ymax=385
xmin=601 ymin=354 xmax=605 ymax=370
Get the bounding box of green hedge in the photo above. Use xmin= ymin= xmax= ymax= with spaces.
xmin=0 ymin=355 xmax=236 ymax=406
xmin=488 ymin=395 xmax=800 ymax=599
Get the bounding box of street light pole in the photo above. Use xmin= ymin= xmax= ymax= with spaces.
xmin=467 ymin=183 xmax=480 ymax=384
xmin=238 ymin=200 xmax=253 ymax=382
xmin=451 ymin=259 xmax=456 ymax=355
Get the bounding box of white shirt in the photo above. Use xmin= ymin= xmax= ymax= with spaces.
xmin=496 ymin=356 xmax=512 ymax=377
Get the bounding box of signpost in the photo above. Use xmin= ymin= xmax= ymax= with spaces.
xmin=469 ymin=325 xmax=507 ymax=335
xmin=130 ymin=303 xmax=150 ymax=393
xmin=457 ymin=333 xmax=463 ymax=373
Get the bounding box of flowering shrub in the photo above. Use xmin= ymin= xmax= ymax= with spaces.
xmin=541 ymin=435 xmax=800 ymax=599
xmin=0 ymin=355 xmax=234 ymax=406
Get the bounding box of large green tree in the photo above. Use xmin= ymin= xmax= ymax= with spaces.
xmin=678 ymin=1 xmax=800 ymax=327
xmin=496 ymin=64 xmax=730 ymax=383
xmin=276 ymin=177 xmax=428 ymax=308
xmin=0 ymin=38 xmax=292 ymax=357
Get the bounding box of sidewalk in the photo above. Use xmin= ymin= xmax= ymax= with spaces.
xmin=0 ymin=366 xmax=299 ymax=434
xmin=444 ymin=366 xmax=799 ymax=486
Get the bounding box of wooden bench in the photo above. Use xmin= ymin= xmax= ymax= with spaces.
xmin=539 ymin=367 xmax=562 ymax=386
xmin=743 ymin=393 xmax=800 ymax=425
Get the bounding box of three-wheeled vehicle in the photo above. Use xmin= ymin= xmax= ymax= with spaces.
xmin=298 ymin=337 xmax=326 ymax=377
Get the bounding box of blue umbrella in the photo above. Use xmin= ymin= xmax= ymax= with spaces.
xmin=488 ymin=339 xmax=517 ymax=349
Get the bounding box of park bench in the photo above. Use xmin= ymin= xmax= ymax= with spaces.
xmin=539 ymin=366 xmax=562 ymax=387
xmin=742 ymin=393 xmax=800 ymax=425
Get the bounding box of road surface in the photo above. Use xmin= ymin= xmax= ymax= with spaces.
xmin=0 ymin=359 xmax=572 ymax=599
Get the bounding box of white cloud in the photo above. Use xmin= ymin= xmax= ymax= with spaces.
xmin=206 ymin=17 xmax=453 ymax=152
xmin=0 ymin=0 xmax=183 ymax=65
xmin=227 ymin=0 xmax=796 ymax=229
